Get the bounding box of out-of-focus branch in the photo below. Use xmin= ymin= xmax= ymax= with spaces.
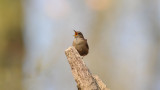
xmin=65 ymin=46 xmax=110 ymax=90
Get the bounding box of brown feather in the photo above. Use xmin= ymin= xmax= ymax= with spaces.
xmin=72 ymin=31 xmax=89 ymax=56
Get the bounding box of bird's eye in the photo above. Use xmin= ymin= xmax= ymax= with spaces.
xmin=78 ymin=33 xmax=81 ymax=35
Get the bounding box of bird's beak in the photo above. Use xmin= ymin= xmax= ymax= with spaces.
xmin=74 ymin=30 xmax=78 ymax=37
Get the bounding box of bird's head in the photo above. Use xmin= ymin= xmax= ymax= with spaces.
xmin=74 ymin=30 xmax=84 ymax=38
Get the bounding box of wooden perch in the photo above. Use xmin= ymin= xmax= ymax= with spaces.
xmin=65 ymin=46 xmax=110 ymax=90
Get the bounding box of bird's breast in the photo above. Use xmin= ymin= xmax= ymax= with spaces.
xmin=74 ymin=38 xmax=84 ymax=45
xmin=73 ymin=38 xmax=89 ymax=56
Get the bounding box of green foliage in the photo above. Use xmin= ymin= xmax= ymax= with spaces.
xmin=0 ymin=0 xmax=23 ymax=90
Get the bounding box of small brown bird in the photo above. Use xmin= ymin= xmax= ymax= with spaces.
xmin=72 ymin=30 xmax=89 ymax=56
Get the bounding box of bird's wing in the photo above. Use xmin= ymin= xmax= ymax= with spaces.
xmin=86 ymin=43 xmax=89 ymax=49
xmin=85 ymin=39 xmax=89 ymax=49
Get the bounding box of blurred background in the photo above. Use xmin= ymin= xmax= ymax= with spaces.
xmin=0 ymin=0 xmax=160 ymax=90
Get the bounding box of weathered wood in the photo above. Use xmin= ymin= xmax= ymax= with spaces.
xmin=65 ymin=46 xmax=110 ymax=90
